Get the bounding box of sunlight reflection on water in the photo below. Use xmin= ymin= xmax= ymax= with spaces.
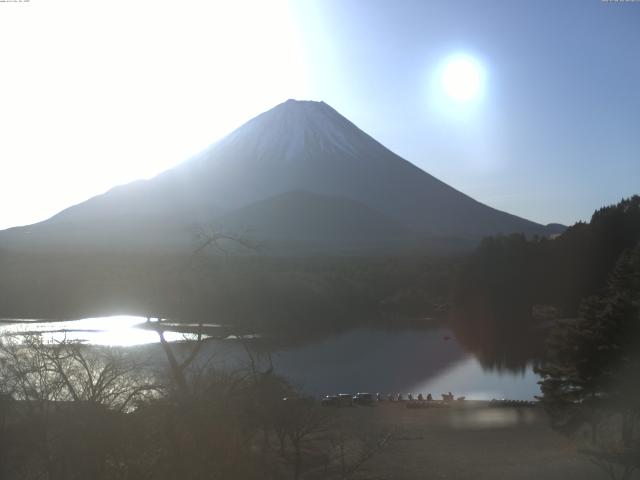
xmin=0 ymin=317 xmax=542 ymax=399
xmin=410 ymin=356 xmax=540 ymax=401
xmin=0 ymin=315 xmax=199 ymax=346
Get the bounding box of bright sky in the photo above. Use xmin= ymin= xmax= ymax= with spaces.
xmin=1 ymin=0 xmax=639 ymax=230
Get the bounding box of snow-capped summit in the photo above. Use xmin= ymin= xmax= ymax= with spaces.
xmin=218 ymin=99 xmax=360 ymax=161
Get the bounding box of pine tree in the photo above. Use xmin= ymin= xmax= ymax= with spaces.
xmin=536 ymin=243 xmax=640 ymax=479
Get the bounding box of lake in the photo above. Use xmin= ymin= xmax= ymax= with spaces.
xmin=0 ymin=315 xmax=541 ymax=400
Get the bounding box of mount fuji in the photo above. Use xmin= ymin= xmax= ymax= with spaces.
xmin=0 ymin=99 xmax=563 ymax=253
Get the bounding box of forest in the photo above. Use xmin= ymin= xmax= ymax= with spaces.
xmin=452 ymin=196 xmax=640 ymax=370
xmin=0 ymin=249 xmax=458 ymax=336
xmin=451 ymin=196 xmax=640 ymax=478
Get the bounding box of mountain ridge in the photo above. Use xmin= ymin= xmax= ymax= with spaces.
xmin=0 ymin=99 xmax=564 ymax=253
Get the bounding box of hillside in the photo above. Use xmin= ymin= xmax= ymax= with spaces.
xmin=0 ymin=100 xmax=562 ymax=254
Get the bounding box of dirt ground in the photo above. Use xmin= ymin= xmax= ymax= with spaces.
xmin=328 ymin=401 xmax=630 ymax=480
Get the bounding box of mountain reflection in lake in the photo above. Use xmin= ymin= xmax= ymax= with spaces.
xmin=0 ymin=316 xmax=541 ymax=400
xmin=222 ymin=328 xmax=541 ymax=400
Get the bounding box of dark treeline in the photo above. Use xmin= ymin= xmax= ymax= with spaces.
xmin=453 ymin=195 xmax=640 ymax=370
xmin=0 ymin=251 xmax=458 ymax=335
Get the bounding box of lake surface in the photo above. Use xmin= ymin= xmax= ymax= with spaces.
xmin=0 ymin=315 xmax=198 ymax=346
xmin=0 ymin=315 xmax=541 ymax=400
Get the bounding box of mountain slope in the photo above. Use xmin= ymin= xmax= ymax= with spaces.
xmin=0 ymin=99 xmax=562 ymax=253
xmin=215 ymin=190 xmax=415 ymax=249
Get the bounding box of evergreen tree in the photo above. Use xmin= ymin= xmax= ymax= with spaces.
xmin=536 ymin=243 xmax=640 ymax=479
xmin=454 ymin=195 xmax=640 ymax=370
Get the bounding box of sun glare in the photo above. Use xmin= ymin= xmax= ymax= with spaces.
xmin=440 ymin=55 xmax=485 ymax=102
xmin=0 ymin=0 xmax=309 ymax=230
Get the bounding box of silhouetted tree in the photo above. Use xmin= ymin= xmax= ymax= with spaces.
xmin=275 ymin=397 xmax=332 ymax=480
xmin=0 ymin=334 xmax=159 ymax=479
xmin=536 ymin=243 xmax=640 ymax=480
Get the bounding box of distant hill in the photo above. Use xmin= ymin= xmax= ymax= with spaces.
xmin=214 ymin=190 xmax=420 ymax=252
xmin=0 ymin=99 xmax=563 ymax=254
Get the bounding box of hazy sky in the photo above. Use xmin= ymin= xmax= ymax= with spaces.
xmin=1 ymin=0 xmax=638 ymax=230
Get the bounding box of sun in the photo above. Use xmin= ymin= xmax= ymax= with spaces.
xmin=440 ymin=55 xmax=485 ymax=102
